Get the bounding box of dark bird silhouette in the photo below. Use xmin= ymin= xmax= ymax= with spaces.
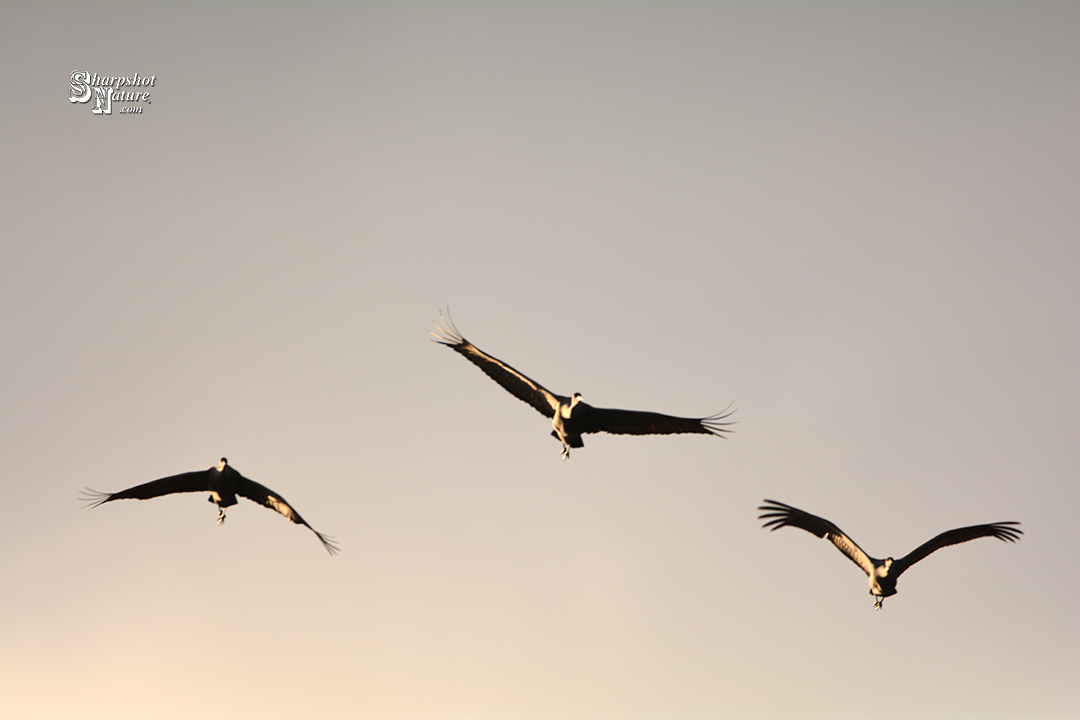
xmin=758 ymin=499 xmax=1020 ymax=608
xmin=432 ymin=312 xmax=734 ymax=458
xmin=82 ymin=458 xmax=338 ymax=554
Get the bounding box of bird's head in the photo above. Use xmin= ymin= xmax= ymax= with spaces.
xmin=216 ymin=458 xmax=228 ymax=471
xmin=559 ymin=393 xmax=584 ymax=419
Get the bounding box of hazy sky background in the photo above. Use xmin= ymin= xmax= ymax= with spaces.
xmin=2 ymin=3 xmax=1078 ymax=719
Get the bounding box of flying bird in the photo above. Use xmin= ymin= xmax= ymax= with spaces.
xmin=432 ymin=312 xmax=734 ymax=458
xmin=82 ymin=458 xmax=338 ymax=554
xmin=758 ymin=499 xmax=1020 ymax=608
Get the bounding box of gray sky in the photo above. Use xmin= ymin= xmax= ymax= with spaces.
xmin=2 ymin=3 xmax=1077 ymax=719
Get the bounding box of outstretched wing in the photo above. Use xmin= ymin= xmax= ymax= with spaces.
xmin=759 ymin=499 xmax=876 ymax=578
xmin=232 ymin=473 xmax=339 ymax=555
xmin=891 ymin=522 xmax=1022 ymax=578
xmin=432 ymin=311 xmax=563 ymax=418
xmin=576 ymin=405 xmax=734 ymax=437
xmin=81 ymin=469 xmax=214 ymax=508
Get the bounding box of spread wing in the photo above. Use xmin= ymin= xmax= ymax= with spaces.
xmin=81 ymin=469 xmax=214 ymax=508
xmin=890 ymin=522 xmax=1022 ymax=578
xmin=576 ymin=405 xmax=734 ymax=437
xmin=759 ymin=499 xmax=876 ymax=578
xmin=232 ymin=472 xmax=339 ymax=555
xmin=432 ymin=311 xmax=563 ymax=418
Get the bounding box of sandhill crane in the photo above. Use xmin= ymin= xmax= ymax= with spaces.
xmin=758 ymin=499 xmax=1020 ymax=608
xmin=82 ymin=458 xmax=338 ymax=554
xmin=432 ymin=312 xmax=734 ymax=458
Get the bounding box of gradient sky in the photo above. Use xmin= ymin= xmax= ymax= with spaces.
xmin=2 ymin=3 xmax=1078 ymax=719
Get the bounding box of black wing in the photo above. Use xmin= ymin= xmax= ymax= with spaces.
xmin=577 ymin=405 xmax=735 ymax=437
xmin=432 ymin=311 xmax=563 ymax=418
xmin=891 ymin=522 xmax=1022 ymax=578
xmin=232 ymin=473 xmax=339 ymax=555
xmin=81 ymin=469 xmax=214 ymax=508
xmin=759 ymin=499 xmax=876 ymax=578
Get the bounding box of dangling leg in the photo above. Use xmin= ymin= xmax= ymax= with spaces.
xmin=217 ymin=506 xmax=227 ymax=525
xmin=561 ymin=444 xmax=570 ymax=460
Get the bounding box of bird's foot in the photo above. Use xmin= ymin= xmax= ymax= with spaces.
xmin=217 ymin=508 xmax=226 ymax=525
xmin=560 ymin=445 xmax=570 ymax=460
xmin=874 ymin=598 xmax=883 ymax=610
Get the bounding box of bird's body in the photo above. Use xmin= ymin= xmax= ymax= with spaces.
xmin=83 ymin=458 xmax=338 ymax=554
xmin=206 ymin=458 xmax=238 ymax=515
xmin=432 ymin=312 xmax=733 ymax=458
xmin=758 ymin=499 xmax=1020 ymax=608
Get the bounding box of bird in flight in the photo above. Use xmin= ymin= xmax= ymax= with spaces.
xmin=432 ymin=311 xmax=734 ymax=458
xmin=82 ymin=458 xmax=338 ymax=554
xmin=758 ymin=499 xmax=1020 ymax=608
